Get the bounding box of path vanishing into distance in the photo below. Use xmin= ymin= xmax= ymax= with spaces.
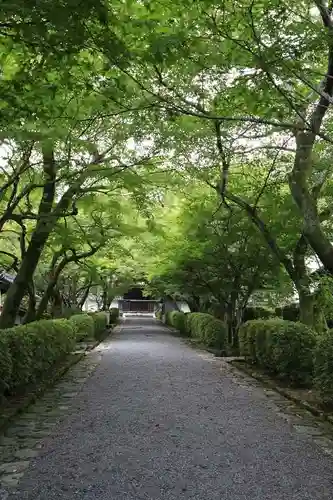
xmin=1 ymin=317 xmax=333 ymax=499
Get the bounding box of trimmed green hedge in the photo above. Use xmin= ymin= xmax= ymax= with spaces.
xmin=109 ymin=308 xmax=119 ymax=324
xmin=239 ymin=319 xmax=316 ymax=385
xmin=185 ymin=312 xmax=227 ymax=350
xmin=0 ymin=318 xmax=76 ymax=398
xmin=190 ymin=313 xmax=227 ymax=349
xmin=163 ymin=310 xmax=227 ymax=350
xmin=314 ymin=330 xmax=333 ymax=404
xmin=164 ymin=311 xmax=172 ymax=325
xmin=168 ymin=311 xmax=186 ymax=335
xmin=89 ymin=312 xmax=108 ymax=339
xmin=70 ymin=313 xmax=94 ymax=341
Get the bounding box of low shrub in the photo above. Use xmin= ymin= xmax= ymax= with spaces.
xmin=314 ymin=330 xmax=333 ymax=404
xmin=90 ymin=312 xmax=108 ymax=339
xmin=1 ymin=319 xmax=76 ymax=396
xmin=186 ymin=312 xmax=227 ymax=350
xmin=185 ymin=313 xmax=194 ymax=335
xmin=239 ymin=321 xmax=257 ymax=362
xmin=189 ymin=313 xmax=212 ymax=337
xmin=239 ymin=319 xmax=316 ymax=385
xmin=155 ymin=310 xmax=162 ymax=320
xmin=169 ymin=311 xmax=186 ymax=335
xmin=164 ymin=311 xmax=173 ymax=325
xmin=70 ymin=313 xmax=94 ymax=341
xmin=109 ymin=308 xmax=119 ymax=324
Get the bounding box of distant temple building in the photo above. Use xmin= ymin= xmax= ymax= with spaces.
xmin=112 ymin=287 xmax=158 ymax=314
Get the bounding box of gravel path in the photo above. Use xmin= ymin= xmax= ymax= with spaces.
xmin=5 ymin=317 xmax=333 ymax=499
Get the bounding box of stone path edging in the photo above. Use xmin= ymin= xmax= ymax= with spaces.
xmin=227 ymin=360 xmax=333 ymax=426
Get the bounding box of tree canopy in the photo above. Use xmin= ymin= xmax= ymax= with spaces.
xmin=0 ymin=0 xmax=333 ymax=334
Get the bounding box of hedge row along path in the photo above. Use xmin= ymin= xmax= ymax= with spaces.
xmin=1 ymin=317 xmax=333 ymax=499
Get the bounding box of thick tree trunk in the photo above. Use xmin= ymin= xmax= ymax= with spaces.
xmin=224 ymin=286 xmax=239 ymax=347
xmin=297 ymin=287 xmax=315 ymax=326
xmin=293 ymin=234 xmax=315 ymax=326
xmin=225 ymin=301 xmax=234 ymax=345
xmin=51 ymin=288 xmax=63 ymax=318
xmin=288 ymin=10 xmax=333 ymax=273
xmin=0 ymin=164 xmax=83 ymax=328
xmin=289 ymin=138 xmax=333 ymax=275
xmin=36 ymin=278 xmax=60 ymax=320
xmin=0 ymin=228 xmax=53 ymax=328
xmin=35 ymin=259 xmax=68 ymax=320
xmin=224 ymin=190 xmax=322 ymax=329
xmin=0 ymin=144 xmax=56 ymax=328
xmin=23 ymin=281 xmax=37 ymax=324
xmin=292 ymin=234 xmax=327 ymax=331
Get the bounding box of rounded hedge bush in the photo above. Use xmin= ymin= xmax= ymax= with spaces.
xmin=109 ymin=308 xmax=119 ymax=324
xmin=187 ymin=313 xmax=211 ymax=340
xmin=169 ymin=311 xmax=186 ymax=334
xmin=89 ymin=312 xmax=108 ymax=339
xmin=164 ymin=311 xmax=173 ymax=326
xmin=6 ymin=324 xmax=35 ymax=391
xmin=239 ymin=319 xmax=316 ymax=385
xmin=239 ymin=320 xmax=258 ymax=362
xmin=185 ymin=313 xmax=194 ymax=335
xmin=186 ymin=312 xmax=227 ymax=350
xmin=203 ymin=317 xmax=228 ymax=349
xmin=314 ymin=330 xmax=333 ymax=404
xmin=1 ymin=318 xmax=76 ymax=396
xmin=70 ymin=313 xmax=94 ymax=341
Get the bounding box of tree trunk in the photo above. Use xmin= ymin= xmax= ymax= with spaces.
xmin=0 ymin=154 xmax=83 ymax=328
xmin=225 ymin=301 xmax=233 ymax=345
xmin=297 ymin=287 xmax=315 ymax=326
xmin=224 ymin=287 xmax=239 ymax=347
xmin=36 ymin=261 xmax=67 ymax=320
xmin=102 ymin=286 xmax=108 ymax=310
xmin=78 ymin=284 xmax=91 ymax=309
xmin=36 ymin=246 xmax=101 ymax=320
xmin=288 ymin=11 xmax=333 ymax=273
xmin=292 ymin=234 xmax=315 ymax=326
xmin=51 ymin=287 xmax=63 ymax=318
xmin=289 ymin=145 xmax=333 ymax=275
xmin=23 ymin=281 xmax=37 ymax=324
xmin=224 ymin=190 xmax=324 ymax=328
xmin=0 ymin=144 xmax=56 ymax=328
